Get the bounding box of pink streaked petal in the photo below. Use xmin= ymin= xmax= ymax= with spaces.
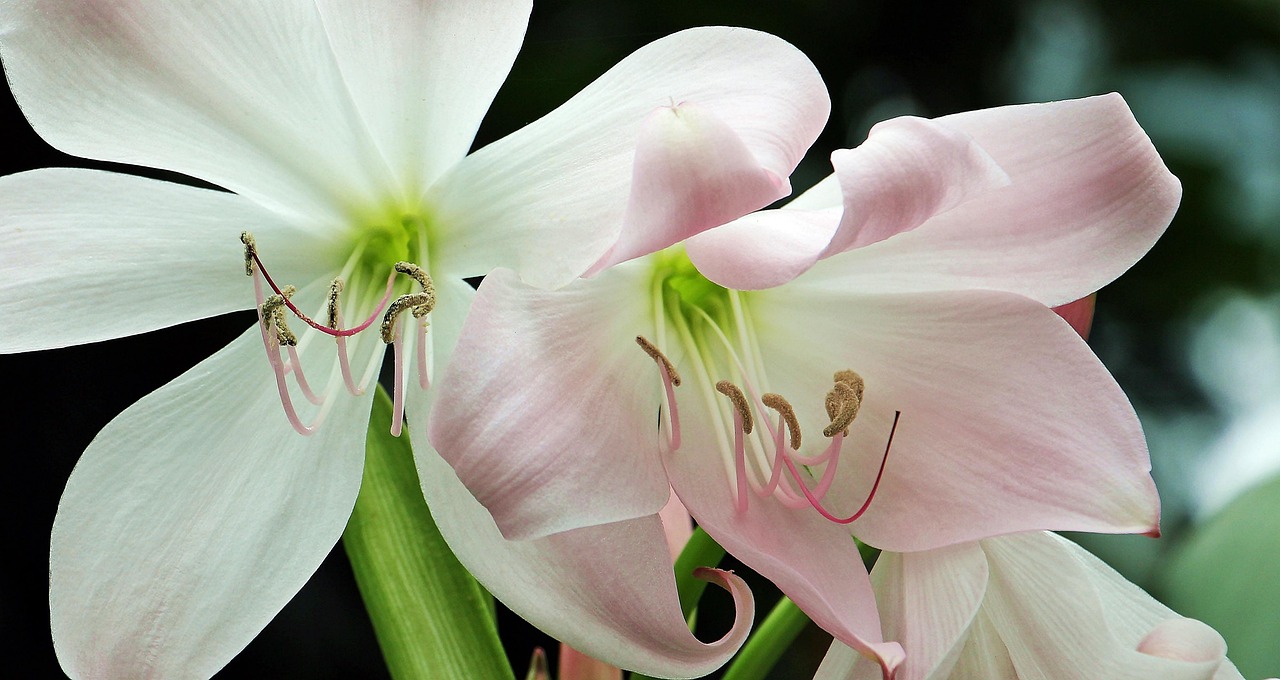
xmin=803 ymin=94 xmax=1181 ymax=308
xmin=50 ymin=325 xmax=373 ymax=679
xmin=658 ymin=490 xmax=694 ymax=561
xmin=1054 ymin=294 xmax=1097 ymax=340
xmin=686 ymin=207 xmax=840 ymax=290
xmin=814 ymin=544 xmax=989 ymax=680
xmin=313 ymin=0 xmax=531 ymax=196
xmin=559 ymin=646 xmax=622 ymax=680
xmin=665 ymin=382 xmax=904 ymax=676
xmin=0 ymin=169 xmax=338 ymax=353
xmin=585 ymin=104 xmax=787 ymax=276
xmin=427 ymin=265 xmax=668 ymax=540
xmin=417 ymin=448 xmax=753 ymax=679
xmin=430 ymin=26 xmax=828 ymax=287
xmin=749 ymin=286 xmax=1159 ymax=552
xmin=0 ymin=1 xmax=396 ymax=221
xmin=823 ymin=116 xmax=1009 ymax=255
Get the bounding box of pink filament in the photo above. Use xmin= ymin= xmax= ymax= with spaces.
xmin=777 ymin=411 xmax=901 ymax=525
xmin=253 ymin=270 xmax=317 ymax=436
xmin=730 ymin=408 xmax=749 ymax=513
xmin=416 ymin=321 xmax=431 ymax=390
xmin=333 ymin=309 xmax=364 ymax=396
xmin=285 ymin=345 xmax=324 ymax=406
xmin=390 ymin=328 xmax=407 ymax=437
xmin=658 ymin=362 xmax=681 ymax=452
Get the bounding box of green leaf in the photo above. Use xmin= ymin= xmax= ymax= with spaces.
xmin=343 ymin=386 xmax=513 ymax=680
xmin=1159 ymin=472 xmax=1280 ymax=679
xmin=721 ymin=597 xmax=809 ymax=680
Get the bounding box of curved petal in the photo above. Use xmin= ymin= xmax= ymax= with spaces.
xmin=416 ymin=447 xmax=753 ymax=679
xmin=0 ymin=168 xmax=338 ymax=353
xmin=1054 ymin=295 xmax=1097 ymax=340
xmin=803 ymin=94 xmax=1181 ymax=307
xmin=427 ymin=265 xmax=669 ymax=540
xmin=825 ymin=117 xmax=1009 ymax=255
xmin=430 ymin=26 xmax=829 ymax=286
xmin=50 ymin=325 xmax=375 ymax=679
xmin=313 ymin=0 xmax=531 ymax=194
xmin=686 ymin=208 xmax=840 ymax=290
xmin=944 ymin=610 xmax=1018 ymax=680
xmin=0 ymin=0 xmax=393 ymax=221
xmin=747 ymin=286 xmax=1159 ymax=552
xmin=584 ymin=103 xmax=788 ymax=276
xmin=813 ymin=544 xmax=989 ymax=680
xmin=980 ymin=532 xmax=1232 ymax=680
xmin=664 ymin=369 xmax=904 ymax=675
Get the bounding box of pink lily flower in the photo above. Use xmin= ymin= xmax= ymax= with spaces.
xmin=430 ymin=94 xmax=1179 ymax=676
xmin=814 ymin=531 xmax=1246 ymax=680
xmin=0 ymin=1 xmax=830 ymax=676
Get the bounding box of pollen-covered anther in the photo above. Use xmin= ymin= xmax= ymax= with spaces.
xmin=262 ymin=285 xmax=299 ymax=346
xmin=325 ymin=278 xmax=344 ymax=329
xmin=635 ymin=335 xmax=681 ymax=386
xmin=715 ymin=380 xmax=753 ymax=435
xmin=240 ymin=231 xmax=258 ymax=276
xmin=762 ymin=392 xmax=801 ymax=449
xmin=822 ymin=379 xmax=862 ymax=438
xmin=380 ymin=262 xmax=436 ymax=343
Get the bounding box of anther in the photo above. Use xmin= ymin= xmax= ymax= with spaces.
xmin=635 ymin=336 xmax=681 ymax=386
xmin=381 ymin=262 xmax=436 ymax=343
xmin=823 ymin=370 xmax=865 ymax=438
xmin=262 ymin=285 xmax=299 ymax=346
xmin=715 ymin=381 xmax=753 ymax=435
xmin=240 ymin=231 xmax=257 ymax=276
xmin=762 ymin=393 xmax=801 ymax=449
xmin=326 ymin=278 xmax=344 ymax=329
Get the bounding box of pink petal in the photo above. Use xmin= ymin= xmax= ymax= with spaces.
xmin=687 ymin=116 xmax=1008 ymax=290
xmin=824 ymin=117 xmax=1008 ymax=254
xmin=804 ymin=93 xmax=1181 ymax=308
xmin=658 ymin=490 xmax=695 ymax=561
xmin=417 ymin=448 xmax=754 ymax=678
xmin=747 ymin=286 xmax=1159 ymax=551
xmin=430 ymin=26 xmax=828 ymax=287
xmin=1054 ymin=294 xmax=1097 ymax=340
xmin=665 ymin=377 xmax=904 ymax=676
xmin=814 ymin=544 xmax=989 ymax=680
xmin=427 ymin=265 xmax=669 ymax=540
xmin=584 ymin=104 xmax=787 ymax=276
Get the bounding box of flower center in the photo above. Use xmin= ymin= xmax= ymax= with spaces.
xmin=638 ymin=249 xmax=899 ymax=524
xmin=241 ymin=211 xmax=438 ymax=437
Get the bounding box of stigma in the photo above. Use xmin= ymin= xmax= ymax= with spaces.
xmin=241 ymin=231 xmax=435 ymax=436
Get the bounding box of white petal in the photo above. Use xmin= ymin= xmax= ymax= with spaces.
xmin=416 ymin=447 xmax=754 ymax=679
xmin=945 ymin=610 xmax=1018 ymax=680
xmin=430 ymin=26 xmax=828 ymax=286
xmin=50 ymin=326 xmax=374 ymax=679
xmin=0 ymin=1 xmax=395 ymax=220
xmin=313 ymin=0 xmax=531 ymax=194
xmin=0 ymin=169 xmax=338 ymax=353
xmin=981 ymin=533 xmax=1231 ymax=680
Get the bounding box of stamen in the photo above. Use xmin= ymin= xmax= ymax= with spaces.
xmin=635 ymin=335 xmax=681 ymax=385
xmin=285 ymin=344 xmax=324 ymax=405
xmin=779 ymin=411 xmax=901 ymax=524
xmin=715 ymin=381 xmax=753 ymax=435
xmin=241 ymin=231 xmax=257 ymax=276
xmin=716 ymin=381 xmax=751 ymax=513
xmin=823 ymin=380 xmax=862 ymax=438
xmin=390 ymin=326 xmax=407 ymax=437
xmin=326 ymin=278 xmax=344 ymax=329
xmin=380 ymin=262 xmax=436 ymax=343
xmin=635 ymin=335 xmax=681 ymax=451
xmin=761 ymin=393 xmax=800 ymax=449
xmin=261 ymin=286 xmax=299 ymax=347
xmin=415 ymin=320 xmax=431 ymax=390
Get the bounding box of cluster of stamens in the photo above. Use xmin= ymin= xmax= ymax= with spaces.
xmin=638 ymin=335 xmax=900 ymax=524
xmin=241 ymin=231 xmax=435 ymax=437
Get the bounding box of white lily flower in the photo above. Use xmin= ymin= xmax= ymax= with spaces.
xmin=0 ymin=1 xmax=829 ymax=677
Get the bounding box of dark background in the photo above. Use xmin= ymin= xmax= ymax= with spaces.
xmin=5 ymin=1 xmax=1279 ymax=678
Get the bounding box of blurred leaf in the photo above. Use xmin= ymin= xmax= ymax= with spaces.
xmin=1159 ymin=472 xmax=1280 ymax=678
xmin=344 ymin=386 xmax=512 ymax=680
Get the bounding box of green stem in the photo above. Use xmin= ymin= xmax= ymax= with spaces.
xmin=343 ymin=386 xmax=513 ymax=680
xmin=721 ymin=597 xmax=810 ymax=680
